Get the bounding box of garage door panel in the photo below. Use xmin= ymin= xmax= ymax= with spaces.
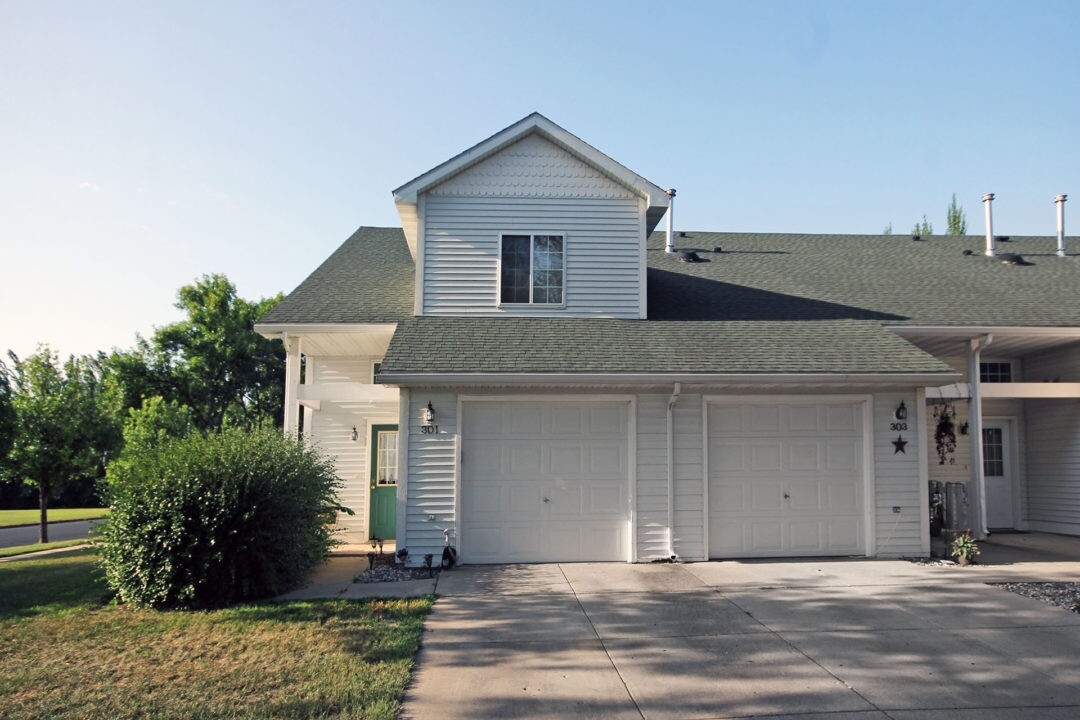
xmin=788 ymin=521 xmax=823 ymax=551
xmin=462 ymin=401 xmax=629 ymax=564
xmin=751 ymin=481 xmax=784 ymax=511
xmin=750 ymin=522 xmax=783 ymax=553
xmin=709 ymin=400 xmax=866 ymax=559
xmin=787 ymin=483 xmax=822 ymax=510
xmin=750 ymin=442 xmax=783 ymax=471
xmin=588 ymin=405 xmax=626 ymax=434
xmin=788 ymin=443 xmax=820 ymax=471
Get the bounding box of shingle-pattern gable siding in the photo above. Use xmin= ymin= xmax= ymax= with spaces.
xmin=380 ymin=317 xmax=952 ymax=376
xmin=648 ymin=232 xmax=1080 ymax=326
xmin=259 ymin=226 xmax=414 ymax=324
xmin=427 ymin=133 xmax=635 ymax=199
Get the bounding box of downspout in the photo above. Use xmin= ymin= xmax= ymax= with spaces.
xmin=666 ymin=382 xmax=682 ymax=559
xmin=968 ymin=333 xmax=993 ymax=538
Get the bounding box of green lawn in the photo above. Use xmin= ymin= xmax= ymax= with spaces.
xmin=0 ymin=507 xmax=110 ymax=527
xmin=0 ymin=549 xmax=433 ymax=720
xmin=0 ymin=538 xmax=89 ymax=559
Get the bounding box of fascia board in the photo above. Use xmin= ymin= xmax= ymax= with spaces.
xmin=254 ymin=322 xmax=398 ymax=339
xmin=376 ymin=371 xmax=960 ymax=386
xmin=391 ymin=113 xmax=668 ymax=208
xmin=888 ymin=325 xmax=1080 ymax=337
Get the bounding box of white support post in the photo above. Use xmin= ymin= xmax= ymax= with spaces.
xmin=968 ymin=334 xmax=993 ymax=538
xmin=283 ymin=335 xmax=301 ymax=438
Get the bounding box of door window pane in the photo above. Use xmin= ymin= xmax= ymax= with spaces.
xmin=983 ymin=428 xmax=1004 ymax=476
xmin=376 ymin=430 xmax=398 ymax=485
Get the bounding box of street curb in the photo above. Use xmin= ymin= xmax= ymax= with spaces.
xmin=0 ymin=518 xmax=107 ymax=530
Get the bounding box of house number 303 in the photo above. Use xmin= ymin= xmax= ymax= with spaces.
xmin=420 ymin=425 xmax=439 ymax=435
xmin=890 ymin=422 xmax=908 ymax=431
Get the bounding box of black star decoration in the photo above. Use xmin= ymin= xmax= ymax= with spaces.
xmin=892 ymin=434 xmax=908 ymax=454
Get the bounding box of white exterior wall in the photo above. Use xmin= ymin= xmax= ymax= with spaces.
xmin=404 ymin=391 xmax=459 ymax=561
xmin=420 ymin=134 xmax=644 ymax=318
xmin=871 ymin=392 xmax=923 ymax=556
xmin=306 ymin=356 xmax=396 ymax=544
xmin=1022 ymin=344 xmax=1080 ymax=534
xmin=635 ymin=394 xmax=669 ymax=560
xmin=673 ymin=394 xmax=706 ymax=560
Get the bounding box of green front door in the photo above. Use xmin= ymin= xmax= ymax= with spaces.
xmin=369 ymin=424 xmax=398 ymax=539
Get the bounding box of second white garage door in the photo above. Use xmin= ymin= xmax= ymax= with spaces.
xmin=708 ymin=399 xmax=867 ymax=558
xmin=461 ymin=400 xmax=630 ymax=564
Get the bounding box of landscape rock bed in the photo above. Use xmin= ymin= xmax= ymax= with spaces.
xmin=356 ymin=561 xmax=437 ymax=584
xmin=993 ymin=582 xmax=1080 ymax=612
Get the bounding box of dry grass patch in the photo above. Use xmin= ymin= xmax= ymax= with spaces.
xmin=0 ymin=551 xmax=433 ymax=720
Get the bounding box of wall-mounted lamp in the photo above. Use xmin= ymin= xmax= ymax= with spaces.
xmin=422 ymin=402 xmax=436 ymax=425
xmin=351 ymin=426 xmax=359 ymax=441
xmin=894 ymin=401 xmax=908 ymax=421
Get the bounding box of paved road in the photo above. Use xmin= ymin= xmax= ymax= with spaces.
xmin=0 ymin=519 xmax=100 ymax=548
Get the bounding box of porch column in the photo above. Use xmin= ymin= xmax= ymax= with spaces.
xmin=283 ymin=334 xmax=301 ymax=438
xmin=968 ymin=334 xmax=993 ymax=538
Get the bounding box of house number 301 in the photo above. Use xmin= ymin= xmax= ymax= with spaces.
xmin=420 ymin=425 xmax=439 ymax=435
xmin=890 ymin=422 xmax=908 ymax=431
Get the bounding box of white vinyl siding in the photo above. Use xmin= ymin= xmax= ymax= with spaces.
xmin=305 ymin=356 xmax=396 ymax=544
xmin=872 ymin=393 xmax=922 ymax=557
xmin=1022 ymin=344 xmax=1080 ymax=534
xmin=404 ymin=391 xmax=459 ymax=561
xmin=422 ymin=196 xmax=642 ymax=317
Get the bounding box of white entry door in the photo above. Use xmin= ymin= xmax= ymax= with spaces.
xmin=983 ymin=421 xmax=1016 ymax=529
xmin=708 ymin=399 xmax=867 ymax=558
xmin=460 ymin=400 xmax=630 ymax=564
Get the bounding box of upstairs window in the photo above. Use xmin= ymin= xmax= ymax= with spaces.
xmin=500 ymin=234 xmax=564 ymax=305
xmin=979 ymin=361 xmax=1013 ymax=383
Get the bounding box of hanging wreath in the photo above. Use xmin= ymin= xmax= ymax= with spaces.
xmin=932 ymin=402 xmax=958 ymax=465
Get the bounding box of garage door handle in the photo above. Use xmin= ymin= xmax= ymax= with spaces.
xmin=543 ymin=497 xmax=550 ymax=503
xmin=783 ymin=493 xmax=790 ymax=500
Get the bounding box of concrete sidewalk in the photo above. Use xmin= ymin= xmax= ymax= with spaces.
xmin=403 ymin=557 xmax=1080 ymax=720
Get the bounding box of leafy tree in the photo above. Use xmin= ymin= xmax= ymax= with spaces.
xmin=105 ymin=396 xmax=196 ymax=483
xmin=911 ymin=214 xmax=933 ymax=236
xmin=149 ymin=274 xmax=285 ymax=431
xmin=0 ymin=362 xmax=14 ymax=475
xmin=4 ymin=348 xmax=120 ymax=542
xmin=883 ymin=222 xmax=894 ymax=235
xmin=947 ymin=193 xmax=967 ymax=235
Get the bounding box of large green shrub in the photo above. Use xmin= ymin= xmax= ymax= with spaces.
xmin=97 ymin=427 xmax=344 ymax=608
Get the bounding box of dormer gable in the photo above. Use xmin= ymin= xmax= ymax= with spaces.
xmin=393 ymin=113 xmax=669 ymax=259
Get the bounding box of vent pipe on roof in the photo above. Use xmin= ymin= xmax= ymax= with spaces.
xmin=1055 ymin=194 xmax=1067 ymax=257
xmin=665 ymin=188 xmax=677 ymax=253
xmin=982 ymin=193 xmax=996 ymax=257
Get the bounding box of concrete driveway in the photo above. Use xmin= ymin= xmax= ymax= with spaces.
xmin=402 ymin=555 xmax=1080 ymax=719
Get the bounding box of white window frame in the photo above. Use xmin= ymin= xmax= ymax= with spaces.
xmin=496 ymin=232 xmax=567 ymax=308
xmin=979 ymin=359 xmax=1016 ymax=383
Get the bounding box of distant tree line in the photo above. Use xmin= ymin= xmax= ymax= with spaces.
xmin=883 ymin=193 xmax=967 ymax=236
xmin=0 ymin=274 xmax=284 ymax=541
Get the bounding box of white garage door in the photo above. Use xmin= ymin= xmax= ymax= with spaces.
xmin=708 ymin=400 xmax=866 ymax=558
xmin=461 ymin=401 xmax=630 ymax=563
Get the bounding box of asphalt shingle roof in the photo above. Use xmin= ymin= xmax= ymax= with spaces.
xmin=258 ymin=226 xmax=413 ymax=324
xmin=647 ymin=232 xmax=1080 ymax=326
xmin=260 ymin=225 xmax=1079 ymax=376
xmin=380 ymin=317 xmax=952 ymax=375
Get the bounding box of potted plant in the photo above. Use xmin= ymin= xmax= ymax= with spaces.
xmin=951 ymin=528 xmax=980 ymax=566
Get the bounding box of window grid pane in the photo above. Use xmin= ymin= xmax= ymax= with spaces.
xmin=982 ymin=428 xmax=1004 ymax=477
xmin=500 ymin=235 xmax=531 ymax=303
xmin=376 ymin=430 xmax=398 ymax=485
xmin=531 ymin=235 xmax=563 ymax=304
xmin=980 ymin=362 xmax=1012 ymax=383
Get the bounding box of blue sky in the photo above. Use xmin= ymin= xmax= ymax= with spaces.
xmin=2 ymin=1 xmax=1077 ymax=359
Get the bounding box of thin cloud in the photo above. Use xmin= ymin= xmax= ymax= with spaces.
xmin=77 ymin=181 xmax=103 ymax=192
